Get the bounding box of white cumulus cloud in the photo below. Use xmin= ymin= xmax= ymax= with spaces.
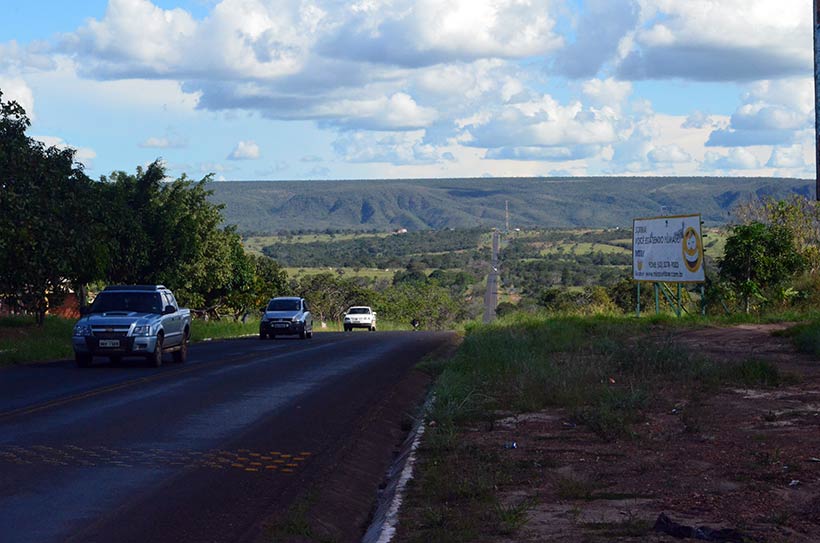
xmin=32 ymin=135 xmax=97 ymax=165
xmin=766 ymin=145 xmax=806 ymax=169
xmin=648 ymin=144 xmax=691 ymax=164
xmin=703 ymin=148 xmax=760 ymax=171
xmin=228 ymin=140 xmax=261 ymax=160
xmin=618 ymin=0 xmax=810 ymax=81
xmin=0 ymin=76 xmax=35 ymax=118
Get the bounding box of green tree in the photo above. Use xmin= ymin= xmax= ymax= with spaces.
xmin=0 ymin=92 xmax=104 ymax=324
xmin=733 ymin=196 xmax=820 ymax=274
xmin=295 ymin=272 xmax=374 ymax=323
xmin=377 ymin=282 xmax=461 ymax=329
xmin=225 ymin=254 xmax=288 ymax=318
xmin=719 ymin=222 xmax=804 ymax=313
xmin=98 ymin=162 xmax=253 ymax=314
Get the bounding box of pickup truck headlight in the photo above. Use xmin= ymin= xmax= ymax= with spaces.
xmin=132 ymin=325 xmax=151 ymax=336
xmin=292 ymin=316 xmax=300 ymax=322
xmin=73 ymin=324 xmax=93 ymax=337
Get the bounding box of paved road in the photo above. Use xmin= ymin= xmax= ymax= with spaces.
xmin=483 ymin=230 xmax=500 ymax=323
xmin=0 ymin=331 xmax=452 ymax=543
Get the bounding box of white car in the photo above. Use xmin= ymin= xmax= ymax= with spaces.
xmin=343 ymin=306 xmax=376 ymax=331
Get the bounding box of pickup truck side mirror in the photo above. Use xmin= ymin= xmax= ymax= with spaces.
xmin=372 ymin=312 xmax=377 ymax=316
xmin=163 ymin=305 xmax=176 ymax=315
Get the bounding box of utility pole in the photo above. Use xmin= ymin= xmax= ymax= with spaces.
xmin=815 ymin=0 xmax=820 ymax=200
xmin=505 ymin=200 xmax=510 ymax=233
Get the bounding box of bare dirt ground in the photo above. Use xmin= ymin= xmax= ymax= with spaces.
xmin=452 ymin=324 xmax=820 ymax=542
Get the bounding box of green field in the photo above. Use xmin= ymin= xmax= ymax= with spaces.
xmin=283 ymin=267 xmax=399 ymax=280
xmin=538 ymin=241 xmax=631 ymax=256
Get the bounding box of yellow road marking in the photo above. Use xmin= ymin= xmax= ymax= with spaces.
xmin=0 ymin=446 xmax=312 ymax=475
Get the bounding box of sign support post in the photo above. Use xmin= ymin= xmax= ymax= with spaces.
xmin=654 ymin=283 xmax=659 ymax=314
xmin=676 ymin=283 xmax=682 ymax=317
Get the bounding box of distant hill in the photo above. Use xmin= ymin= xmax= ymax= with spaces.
xmin=209 ymin=177 xmax=813 ymax=234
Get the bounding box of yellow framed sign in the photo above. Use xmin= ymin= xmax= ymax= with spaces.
xmin=633 ymin=214 xmax=705 ymax=283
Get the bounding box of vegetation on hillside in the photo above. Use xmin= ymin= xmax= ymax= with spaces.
xmin=210 ymin=177 xmax=812 ymax=234
xmin=262 ymin=228 xmax=486 ymax=269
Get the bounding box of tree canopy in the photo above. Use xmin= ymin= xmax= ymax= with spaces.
xmin=0 ymin=92 xmax=286 ymax=323
xmin=0 ymin=92 xmax=102 ymax=323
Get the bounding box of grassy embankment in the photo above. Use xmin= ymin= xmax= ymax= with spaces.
xmin=0 ymin=315 xmax=412 ymax=366
xmin=0 ymin=316 xmax=262 ymax=366
xmin=397 ymin=311 xmax=806 ymax=542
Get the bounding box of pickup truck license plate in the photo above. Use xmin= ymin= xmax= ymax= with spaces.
xmin=99 ymin=339 xmax=120 ymax=348
xmin=274 ymin=323 xmax=288 ymax=328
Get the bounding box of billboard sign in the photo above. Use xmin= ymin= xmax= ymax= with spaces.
xmin=633 ymin=214 xmax=705 ymax=283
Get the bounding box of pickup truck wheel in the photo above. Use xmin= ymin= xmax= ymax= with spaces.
xmin=299 ymin=329 xmax=306 ymax=339
xmin=370 ymin=325 xmax=376 ymax=332
xmin=150 ymin=335 xmax=164 ymax=368
xmin=173 ymin=330 xmax=189 ymax=364
xmin=307 ymin=330 xmax=313 ymax=338
xmin=259 ymin=332 xmax=268 ymax=340
xmin=75 ymin=353 xmax=92 ymax=368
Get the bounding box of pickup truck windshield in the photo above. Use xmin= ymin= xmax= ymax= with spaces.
xmin=348 ymin=308 xmax=370 ymax=314
xmin=267 ymin=299 xmax=301 ymax=311
xmin=90 ymin=292 xmax=163 ymax=314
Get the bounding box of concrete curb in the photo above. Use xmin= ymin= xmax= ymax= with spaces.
xmin=361 ymin=393 xmax=434 ymax=543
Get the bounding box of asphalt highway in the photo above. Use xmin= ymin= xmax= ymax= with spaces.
xmin=0 ymin=331 xmax=453 ymax=543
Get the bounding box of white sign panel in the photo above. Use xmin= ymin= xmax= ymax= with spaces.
xmin=633 ymin=214 xmax=705 ymax=283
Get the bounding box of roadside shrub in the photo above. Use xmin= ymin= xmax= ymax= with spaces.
xmin=537 ymin=286 xmax=616 ymax=315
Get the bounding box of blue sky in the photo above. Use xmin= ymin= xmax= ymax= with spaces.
xmin=0 ymin=0 xmax=814 ymax=180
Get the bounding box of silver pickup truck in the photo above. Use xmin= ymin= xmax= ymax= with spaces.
xmin=72 ymin=285 xmax=191 ymax=368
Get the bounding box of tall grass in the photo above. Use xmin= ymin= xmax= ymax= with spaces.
xmin=781 ymin=320 xmax=820 ymax=357
xmin=0 ymin=316 xmax=75 ymax=365
xmin=190 ymin=318 xmax=260 ymax=342
xmin=313 ymin=319 xmax=412 ymax=332
xmin=428 ymin=312 xmax=783 ymax=439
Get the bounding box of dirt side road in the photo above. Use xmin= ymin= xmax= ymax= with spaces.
xmin=398 ymin=324 xmax=820 ymax=543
